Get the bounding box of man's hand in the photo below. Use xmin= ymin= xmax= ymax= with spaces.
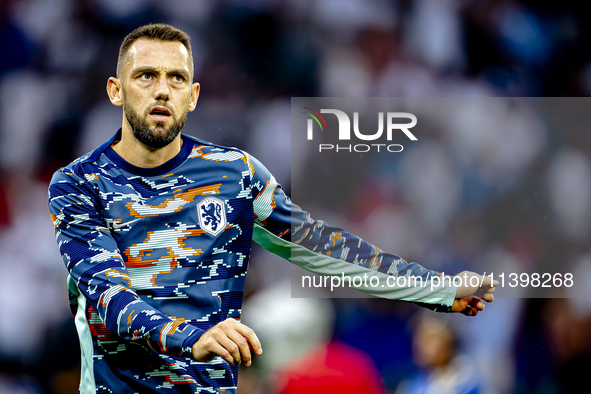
xmin=450 ymin=271 xmax=498 ymax=316
xmin=192 ymin=318 xmax=263 ymax=366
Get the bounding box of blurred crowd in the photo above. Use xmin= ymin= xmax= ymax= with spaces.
xmin=1 ymin=0 xmax=591 ymax=393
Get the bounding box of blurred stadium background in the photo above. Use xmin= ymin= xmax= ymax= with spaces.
xmin=1 ymin=0 xmax=591 ymax=393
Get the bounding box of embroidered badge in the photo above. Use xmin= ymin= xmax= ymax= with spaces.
xmin=197 ymin=197 xmax=226 ymax=236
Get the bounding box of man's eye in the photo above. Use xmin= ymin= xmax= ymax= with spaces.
xmin=172 ymin=75 xmax=184 ymax=82
xmin=140 ymin=73 xmax=153 ymax=80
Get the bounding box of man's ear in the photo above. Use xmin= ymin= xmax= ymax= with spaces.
xmin=188 ymin=82 xmax=200 ymax=112
xmin=107 ymin=77 xmax=123 ymax=107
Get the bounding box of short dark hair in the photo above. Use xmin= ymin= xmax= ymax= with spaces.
xmin=116 ymin=23 xmax=193 ymax=80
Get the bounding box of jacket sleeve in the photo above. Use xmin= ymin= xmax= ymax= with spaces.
xmin=247 ymin=154 xmax=457 ymax=312
xmin=48 ymin=167 xmax=204 ymax=357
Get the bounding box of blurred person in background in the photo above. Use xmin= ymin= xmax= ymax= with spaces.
xmin=47 ymin=23 xmax=496 ymax=393
xmin=396 ymin=313 xmax=482 ymax=394
xmin=240 ymin=280 xmax=385 ymax=394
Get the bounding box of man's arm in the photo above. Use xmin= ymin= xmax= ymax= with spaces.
xmin=49 ymin=168 xmax=205 ymax=358
xmin=247 ymin=154 xmax=495 ymax=313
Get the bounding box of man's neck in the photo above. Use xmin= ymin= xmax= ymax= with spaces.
xmin=112 ymin=126 xmax=183 ymax=168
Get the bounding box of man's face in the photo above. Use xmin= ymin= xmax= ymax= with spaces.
xmin=118 ymin=39 xmax=197 ymax=149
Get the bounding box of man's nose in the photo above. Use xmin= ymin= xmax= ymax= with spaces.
xmin=154 ymin=75 xmax=170 ymax=100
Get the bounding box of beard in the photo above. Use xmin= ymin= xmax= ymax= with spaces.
xmin=123 ymin=100 xmax=188 ymax=150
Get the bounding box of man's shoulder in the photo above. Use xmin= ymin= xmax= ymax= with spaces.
xmin=183 ymin=134 xmax=252 ymax=165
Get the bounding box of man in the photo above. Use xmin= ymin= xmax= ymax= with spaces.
xmin=48 ymin=24 xmax=496 ymax=393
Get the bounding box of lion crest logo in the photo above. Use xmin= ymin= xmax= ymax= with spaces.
xmin=197 ymin=197 xmax=226 ymax=237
